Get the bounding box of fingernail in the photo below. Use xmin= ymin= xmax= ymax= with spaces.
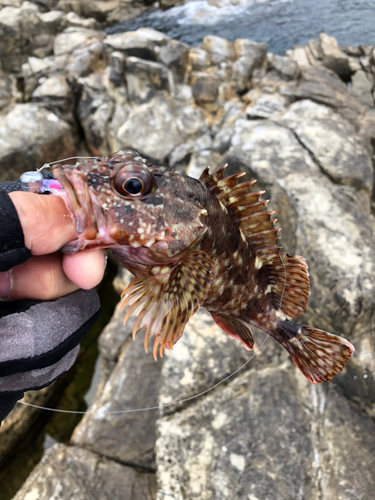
xmin=0 ymin=271 xmax=11 ymax=300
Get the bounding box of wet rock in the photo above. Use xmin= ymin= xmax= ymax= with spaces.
xmin=351 ymin=70 xmax=374 ymax=109
xmin=0 ymin=103 xmax=75 ymax=181
xmin=319 ymin=33 xmax=351 ymax=80
xmin=156 ymin=366 xmax=375 ymax=500
xmin=117 ymin=96 xmax=183 ymax=162
xmin=13 ymin=444 xmax=157 ymax=500
xmin=126 ymin=57 xmax=170 ymax=102
xmin=72 ymin=310 xmax=163 ymax=469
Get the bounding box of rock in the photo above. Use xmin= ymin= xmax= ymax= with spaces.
xmin=65 ymin=38 xmax=106 ymax=78
xmin=285 ymin=45 xmax=312 ymax=69
xmin=245 ymin=94 xmax=286 ymax=119
xmin=232 ymin=39 xmax=268 ymax=93
xmin=319 ymin=33 xmax=351 ymax=80
xmin=72 ymin=309 xmax=163 ymax=469
xmin=38 ymin=10 xmax=67 ymax=32
xmin=0 ymin=103 xmax=75 ymax=181
xmin=192 ymin=72 xmax=220 ymax=105
xmin=0 ymin=6 xmax=50 ymax=72
xmin=125 ymin=57 xmax=170 ymax=102
xmin=351 ymin=70 xmax=374 ymax=109
xmin=53 ymin=26 xmax=102 ymax=56
xmin=56 ymin=0 xmax=120 ymax=22
xmin=32 ymin=75 xmax=74 ymax=124
xmin=283 ymin=66 xmax=364 ymax=124
xmin=0 ymin=73 xmax=17 ymax=114
xmin=188 ymin=47 xmax=210 ymax=71
xmin=76 ymin=73 xmax=114 ymax=155
xmin=104 ymin=28 xmax=169 ymax=62
xmin=277 ymin=100 xmax=373 ymax=191
xmin=13 ymin=444 xmax=157 ymax=500
xmin=186 ymin=149 xmax=222 ymax=179
xmin=268 ymin=54 xmax=299 ymax=81
xmin=159 ymin=39 xmax=189 ymax=84
xmin=116 ymin=96 xmax=184 ymax=163
xmin=65 ymin=10 xmax=100 ymax=29
xmin=22 ymin=54 xmax=69 ymax=100
xmin=202 ymin=35 xmax=234 ymax=66
xmin=156 ymin=366 xmax=375 ymax=500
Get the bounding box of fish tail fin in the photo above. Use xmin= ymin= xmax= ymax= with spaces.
xmin=276 ymin=321 xmax=355 ymax=383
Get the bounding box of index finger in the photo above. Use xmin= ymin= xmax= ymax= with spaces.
xmin=9 ymin=192 xmax=76 ymax=255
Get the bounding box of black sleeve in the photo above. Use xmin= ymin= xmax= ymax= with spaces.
xmin=0 ymin=191 xmax=32 ymax=272
xmin=0 ymin=188 xmax=102 ymax=423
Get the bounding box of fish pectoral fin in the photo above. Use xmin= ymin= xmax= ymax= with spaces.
xmin=211 ymin=313 xmax=254 ymax=351
xmin=277 ymin=322 xmax=355 ymax=383
xmin=121 ymin=251 xmax=215 ymax=359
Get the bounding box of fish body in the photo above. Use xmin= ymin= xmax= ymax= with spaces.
xmin=52 ymin=150 xmax=354 ymax=384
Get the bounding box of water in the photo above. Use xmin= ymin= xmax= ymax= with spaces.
xmin=107 ymin=0 xmax=375 ymax=54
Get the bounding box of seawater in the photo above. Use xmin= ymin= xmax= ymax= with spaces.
xmin=107 ymin=0 xmax=375 ymax=54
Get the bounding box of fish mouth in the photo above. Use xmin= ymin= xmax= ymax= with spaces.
xmin=52 ymin=166 xmax=116 ymax=253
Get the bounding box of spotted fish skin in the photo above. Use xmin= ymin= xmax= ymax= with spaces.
xmin=52 ymin=150 xmax=354 ymax=383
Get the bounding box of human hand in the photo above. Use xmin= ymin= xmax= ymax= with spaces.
xmin=0 ymin=192 xmax=106 ymax=301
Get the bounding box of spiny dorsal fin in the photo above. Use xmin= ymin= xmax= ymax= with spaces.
xmin=201 ymin=164 xmax=310 ymax=320
xmin=200 ymin=165 xmax=279 ymax=255
xmin=121 ymin=251 xmax=215 ymax=359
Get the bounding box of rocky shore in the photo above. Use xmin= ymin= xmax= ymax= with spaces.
xmin=1 ymin=1 xmax=375 ymax=499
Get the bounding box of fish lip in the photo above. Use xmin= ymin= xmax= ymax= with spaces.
xmin=52 ymin=166 xmax=98 ymax=238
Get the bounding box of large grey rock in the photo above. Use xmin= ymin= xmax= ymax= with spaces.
xmin=351 ymin=70 xmax=374 ymax=109
xmin=232 ymin=39 xmax=267 ymax=92
xmin=13 ymin=444 xmax=157 ymax=500
xmin=105 ymin=28 xmax=169 ymax=61
xmin=319 ymin=33 xmax=351 ymax=80
xmin=72 ymin=308 xmax=163 ymax=469
xmin=156 ymin=365 xmax=375 ymax=500
xmin=202 ymin=35 xmax=234 ymax=66
xmin=116 ymin=96 xmax=184 ymax=162
xmin=0 ymin=103 xmax=75 ymax=181
xmin=53 ymin=26 xmax=102 ymax=56
xmin=277 ymin=100 xmax=373 ymax=191
xmin=0 ymin=5 xmax=53 ymax=72
xmin=125 ymin=57 xmax=170 ymax=102
xmin=76 ymin=73 xmax=114 ymax=155
xmin=283 ymin=66 xmax=364 ymax=124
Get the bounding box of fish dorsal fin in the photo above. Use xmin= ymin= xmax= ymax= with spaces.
xmin=121 ymin=251 xmax=215 ymax=359
xmin=201 ymin=165 xmax=310 ymax=320
xmin=211 ymin=313 xmax=254 ymax=350
xmin=200 ymin=165 xmax=279 ymax=256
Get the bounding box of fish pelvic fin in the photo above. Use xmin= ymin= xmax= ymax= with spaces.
xmin=211 ymin=313 xmax=254 ymax=350
xmin=121 ymin=251 xmax=215 ymax=359
xmin=276 ymin=321 xmax=355 ymax=383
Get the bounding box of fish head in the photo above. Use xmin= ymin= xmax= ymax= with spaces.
xmin=52 ymin=150 xmax=208 ymax=266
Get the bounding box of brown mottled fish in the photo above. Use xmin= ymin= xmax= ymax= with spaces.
xmin=52 ymin=150 xmax=354 ymax=384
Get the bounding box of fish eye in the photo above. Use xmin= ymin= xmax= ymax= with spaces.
xmin=113 ymin=167 xmax=155 ymax=198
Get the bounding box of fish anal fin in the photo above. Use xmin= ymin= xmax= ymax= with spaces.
xmin=277 ymin=323 xmax=354 ymax=383
xmin=121 ymin=251 xmax=215 ymax=358
xmin=211 ymin=313 xmax=254 ymax=351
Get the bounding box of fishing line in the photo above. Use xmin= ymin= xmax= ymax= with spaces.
xmin=278 ymin=253 xmax=287 ymax=311
xmin=17 ymin=335 xmax=269 ymax=415
xmin=37 ymin=156 xmax=102 ymax=172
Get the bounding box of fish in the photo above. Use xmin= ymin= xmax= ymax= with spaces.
xmin=52 ymin=149 xmax=355 ymax=384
